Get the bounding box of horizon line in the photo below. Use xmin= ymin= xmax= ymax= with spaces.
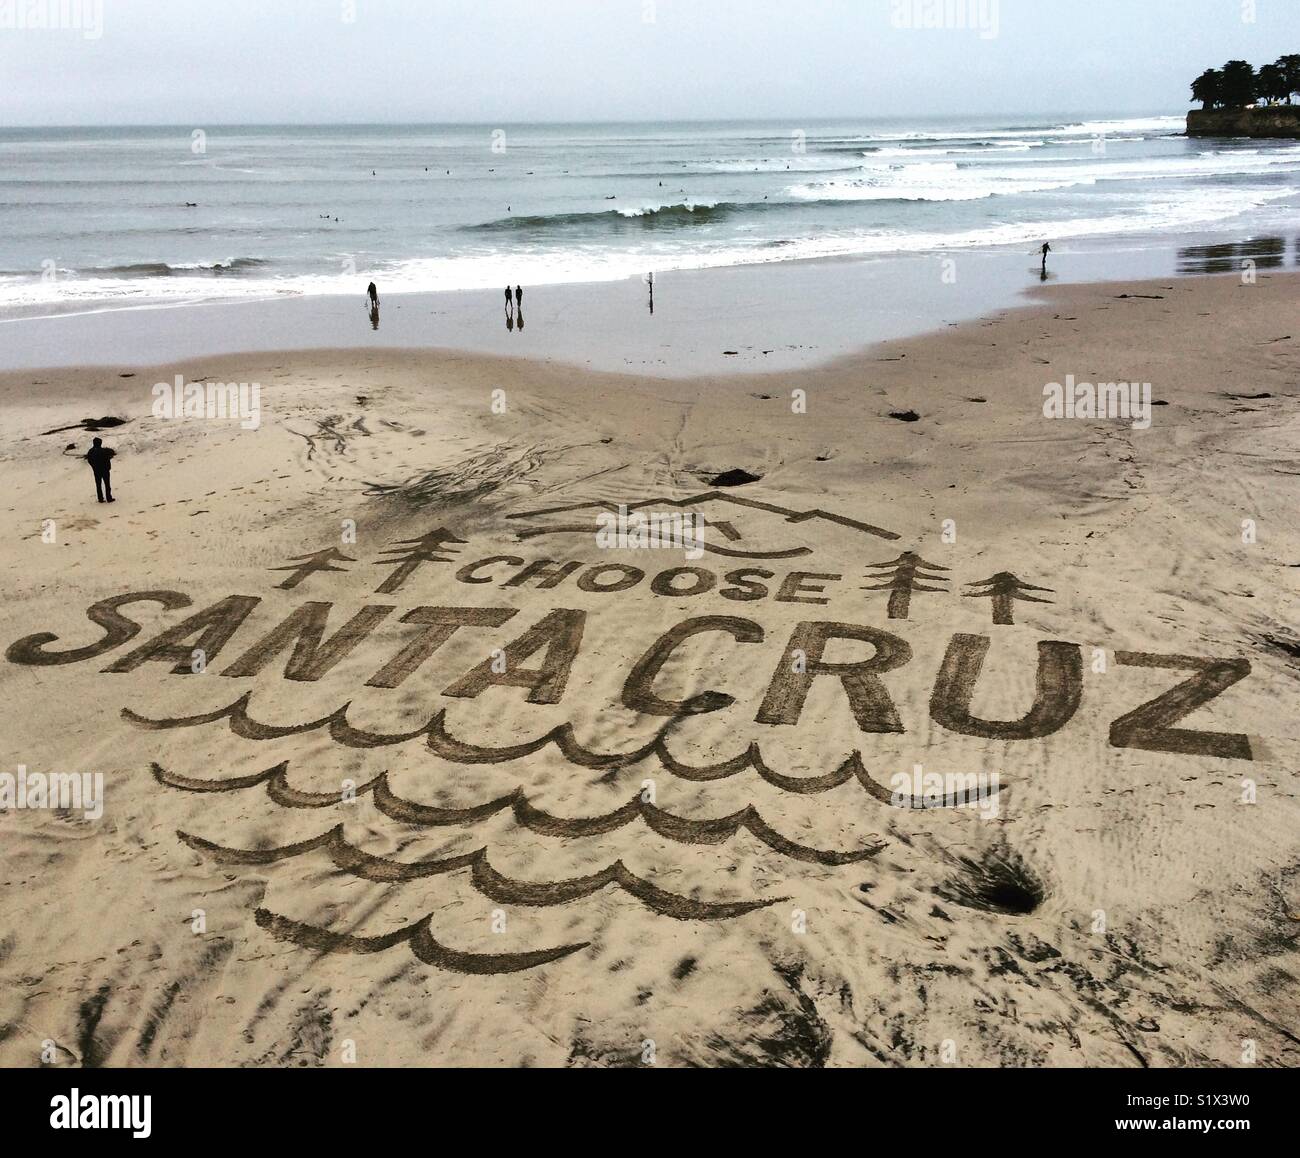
xmin=0 ymin=109 xmax=1186 ymax=132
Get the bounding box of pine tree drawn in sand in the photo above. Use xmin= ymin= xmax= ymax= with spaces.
xmin=964 ymin=572 xmax=1055 ymax=625
xmin=374 ymin=529 xmax=467 ymax=594
xmin=270 ymin=547 xmax=357 ymax=591
xmin=862 ymin=552 xmax=950 ymax=620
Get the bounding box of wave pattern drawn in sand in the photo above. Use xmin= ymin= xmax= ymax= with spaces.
xmin=126 ymin=693 xmax=991 ymax=804
xmin=158 ymin=753 xmax=835 ymax=973
xmin=152 ymin=761 xmax=889 ymax=865
xmin=253 ymin=908 xmax=591 ymax=976
xmin=179 ymin=823 xmax=786 ymax=922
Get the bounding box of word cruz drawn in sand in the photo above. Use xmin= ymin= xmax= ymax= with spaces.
xmin=3 ymin=493 xmax=1257 ymax=974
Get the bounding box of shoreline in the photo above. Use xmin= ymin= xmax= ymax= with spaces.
xmin=4 ymin=231 xmax=1296 ymax=378
xmin=2 ymin=265 xmax=1294 ymax=387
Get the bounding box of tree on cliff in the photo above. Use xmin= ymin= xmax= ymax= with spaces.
xmin=1219 ymin=60 xmax=1259 ymax=107
xmin=1191 ymin=69 xmax=1224 ymax=110
xmin=1258 ymin=63 xmax=1291 ymax=105
xmin=1278 ymin=55 xmax=1300 ymax=102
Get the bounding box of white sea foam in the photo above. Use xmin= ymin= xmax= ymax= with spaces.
xmin=791 ymin=149 xmax=1300 ymax=202
xmin=2 ymin=185 xmax=1292 ymax=316
xmin=854 ymin=116 xmax=1186 ymax=143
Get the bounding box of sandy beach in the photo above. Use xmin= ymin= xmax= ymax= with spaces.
xmin=0 ymin=268 xmax=1296 ymax=1069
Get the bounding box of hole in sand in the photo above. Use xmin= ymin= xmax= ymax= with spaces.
xmin=708 ymin=469 xmax=762 ymax=487
xmin=934 ymin=843 xmax=1044 ymax=916
xmin=889 ymin=410 xmax=921 ymax=423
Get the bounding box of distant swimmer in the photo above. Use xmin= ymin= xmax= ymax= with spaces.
xmin=367 ymin=282 xmax=379 ymax=309
xmin=85 ymin=437 xmax=116 ymax=503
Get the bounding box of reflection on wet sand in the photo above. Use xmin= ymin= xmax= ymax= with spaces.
xmin=504 ymin=288 xmax=525 ymax=332
xmin=1177 ymin=236 xmax=1291 ymax=275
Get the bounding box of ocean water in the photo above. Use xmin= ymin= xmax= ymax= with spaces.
xmin=2 ymin=115 xmax=1299 ymax=316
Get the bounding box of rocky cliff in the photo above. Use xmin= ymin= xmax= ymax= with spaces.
xmin=1187 ymin=106 xmax=1300 ymax=137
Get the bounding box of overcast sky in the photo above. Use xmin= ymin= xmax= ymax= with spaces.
xmin=4 ymin=0 xmax=1299 ymax=125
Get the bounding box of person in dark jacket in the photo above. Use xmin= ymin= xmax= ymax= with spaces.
xmin=85 ymin=437 xmax=116 ymax=503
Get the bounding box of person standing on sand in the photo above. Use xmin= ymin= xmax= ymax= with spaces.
xmin=1040 ymin=242 xmax=1051 ymax=271
xmin=85 ymin=437 xmax=116 ymax=503
xmin=367 ymin=282 xmax=379 ymax=309
xmin=515 ymin=285 xmax=523 ymax=310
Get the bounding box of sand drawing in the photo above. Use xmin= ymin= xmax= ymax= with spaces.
xmin=128 ymin=694 xmax=939 ymax=790
xmin=150 ymin=760 xmax=890 ymax=859
xmin=251 ymin=908 xmax=593 ymax=976
xmin=178 ymin=824 xmax=786 ymax=919
xmin=272 ymin=547 xmax=356 ymax=591
xmin=1109 ymin=652 xmax=1255 ymax=761
xmin=963 ymin=572 xmax=1055 ymax=626
xmin=148 ymin=724 xmax=893 ymax=973
xmin=6 ymin=493 xmax=1260 ymax=984
xmin=507 ymin=491 xmax=902 ymax=546
xmin=373 ymin=528 xmax=468 ymax=594
xmin=861 ymin=553 xmax=951 ymax=620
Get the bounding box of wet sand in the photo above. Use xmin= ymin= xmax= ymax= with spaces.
xmin=4 ymin=233 xmax=1295 ymax=376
